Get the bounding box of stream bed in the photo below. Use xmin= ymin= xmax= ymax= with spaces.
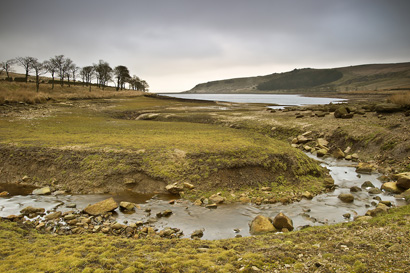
xmin=0 ymin=154 xmax=406 ymax=240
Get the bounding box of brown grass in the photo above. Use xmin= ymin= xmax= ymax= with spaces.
xmin=0 ymin=80 xmax=144 ymax=104
xmin=388 ymin=91 xmax=410 ymax=107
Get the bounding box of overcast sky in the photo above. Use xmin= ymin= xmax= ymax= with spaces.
xmin=1 ymin=0 xmax=409 ymax=92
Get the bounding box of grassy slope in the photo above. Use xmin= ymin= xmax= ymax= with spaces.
xmin=1 ymin=204 xmax=409 ymax=272
xmin=0 ymin=96 xmax=328 ymax=198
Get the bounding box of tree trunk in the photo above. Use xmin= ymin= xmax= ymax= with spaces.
xmin=51 ymin=72 xmax=55 ymax=89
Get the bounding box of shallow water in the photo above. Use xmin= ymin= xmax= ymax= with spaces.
xmin=0 ymin=154 xmax=405 ymax=240
xmin=159 ymin=93 xmax=346 ymax=108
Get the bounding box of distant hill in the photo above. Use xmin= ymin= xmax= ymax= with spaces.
xmin=186 ymin=62 xmax=410 ymax=94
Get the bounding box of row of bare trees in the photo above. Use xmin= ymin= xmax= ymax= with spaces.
xmin=0 ymin=55 xmax=149 ymax=92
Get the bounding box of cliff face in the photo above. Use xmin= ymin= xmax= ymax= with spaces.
xmin=186 ymin=62 xmax=410 ymax=94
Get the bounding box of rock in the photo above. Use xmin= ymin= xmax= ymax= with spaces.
xmin=303 ymin=145 xmax=312 ymax=152
xmin=191 ymin=229 xmax=204 ymax=239
xmin=261 ymin=186 xmax=272 ymax=191
xmin=119 ymin=201 xmax=135 ymax=211
xmin=334 ymin=106 xmax=354 ymax=119
xmin=355 ymin=216 xmax=373 ymax=221
xmin=381 ymin=182 xmax=403 ymax=194
xmin=0 ymin=191 xmax=9 ymax=197
xmin=345 ymin=155 xmax=352 ymax=160
xmin=317 ymin=138 xmax=329 ymax=148
xmin=165 ymin=183 xmax=184 ymax=194
xmin=368 ymin=188 xmax=382 ymax=194
xmin=249 ymin=215 xmax=276 ymax=235
xmin=64 ymin=214 xmax=76 ymax=221
xmin=66 ymin=203 xmax=76 ymax=208
xmin=296 ymin=135 xmax=310 ymax=144
xmin=351 ymin=153 xmax=359 ymax=160
xmin=315 ymin=111 xmax=326 ymax=117
xmin=350 ymin=186 xmax=362 ymax=192
xmin=193 ymin=199 xmax=202 ymax=206
xmin=343 ymin=213 xmax=351 ymax=219
xmin=332 ymin=148 xmax=345 ymax=159
xmin=379 ymin=200 xmax=393 ymax=207
xmin=375 ymin=103 xmax=402 ymax=113
xmin=123 ymin=178 xmax=136 ymax=185
xmin=344 ymin=147 xmax=351 ymax=154
xmin=209 ymin=194 xmax=225 ymax=204
xmin=239 ymin=196 xmax=251 ymax=204
xmin=52 ymin=190 xmax=66 ymax=196
xmin=32 ymin=186 xmax=51 ymax=195
xmin=45 ymin=211 xmax=62 ymax=221
xmin=83 ymin=197 xmax=118 ymax=216
xmin=205 ymin=204 xmax=218 ymax=209
xmin=20 ymin=206 xmax=45 ymax=215
xmin=396 ymin=172 xmax=410 ymax=189
xmin=272 ymin=213 xmax=294 ymax=231
xmin=157 ymin=209 xmax=172 ymax=217
xmin=356 ymin=163 xmax=375 ymax=174
xmin=111 ymin=223 xmax=125 ymax=230
xmin=323 ymin=178 xmax=335 ymax=189
xmin=183 ymin=182 xmax=195 ymax=190
xmin=361 ymin=181 xmax=375 ymax=188
xmin=316 ymin=148 xmax=328 ymax=157
xmin=302 ymin=191 xmax=313 ymax=199
xmin=338 ymin=193 xmax=354 ymax=203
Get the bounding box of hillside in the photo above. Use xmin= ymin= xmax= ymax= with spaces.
xmin=186 ymin=62 xmax=410 ymax=94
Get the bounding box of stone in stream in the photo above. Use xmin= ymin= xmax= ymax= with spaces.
xmin=356 ymin=163 xmax=375 ymax=174
xmin=0 ymin=191 xmax=9 ymax=196
xmin=302 ymin=191 xmax=313 ymax=199
xmin=83 ymin=197 xmax=118 ymax=216
xmin=332 ymin=148 xmax=345 ymax=159
xmin=191 ymin=229 xmax=204 ymax=239
xmin=349 ymin=186 xmax=362 ymax=193
xmin=119 ymin=201 xmax=135 ymax=211
xmin=165 ymin=183 xmax=184 ymax=194
xmin=381 ymin=182 xmax=403 ymax=194
xmin=20 ymin=206 xmax=45 ymax=216
xmin=32 ymin=186 xmax=51 ymax=195
xmin=396 ymin=172 xmax=410 ymax=189
xmin=316 ymin=138 xmax=329 ymax=148
xmin=361 ymin=181 xmax=375 ymax=188
xmin=368 ymin=188 xmax=382 ymax=194
xmin=316 ymin=148 xmax=328 ymax=157
xmin=338 ymin=193 xmax=354 ymax=203
xmin=209 ymin=194 xmax=226 ymax=204
xmin=45 ymin=211 xmax=62 ymax=221
xmin=156 ymin=209 xmax=173 ymax=218
xmin=249 ymin=215 xmax=275 ymax=235
xmin=272 ymin=213 xmax=294 ymax=231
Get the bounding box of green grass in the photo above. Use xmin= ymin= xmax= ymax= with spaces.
xmin=1 ymin=204 xmax=409 ymax=272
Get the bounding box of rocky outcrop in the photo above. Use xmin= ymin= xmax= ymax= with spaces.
xmin=249 ymin=215 xmax=275 ymax=235
xmin=83 ymin=198 xmax=118 ymax=216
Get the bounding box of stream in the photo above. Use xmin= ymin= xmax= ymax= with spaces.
xmin=0 ymin=154 xmax=406 ymax=240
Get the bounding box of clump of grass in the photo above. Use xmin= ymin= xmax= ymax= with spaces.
xmin=388 ymin=91 xmax=410 ymax=107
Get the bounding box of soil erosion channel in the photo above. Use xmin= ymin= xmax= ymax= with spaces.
xmin=0 ymin=154 xmax=404 ymax=240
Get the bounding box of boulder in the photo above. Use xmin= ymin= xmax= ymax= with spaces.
xmin=83 ymin=197 xmax=118 ymax=216
xmin=272 ymin=213 xmax=294 ymax=231
xmin=381 ymin=182 xmax=403 ymax=194
xmin=351 ymin=153 xmax=359 ymax=160
xmin=350 ymin=186 xmax=362 ymax=193
xmin=334 ymin=106 xmax=354 ymax=119
xmin=165 ymin=183 xmax=184 ymax=194
xmin=317 ymin=138 xmax=329 ymax=148
xmin=157 ymin=209 xmax=173 ymax=217
xmin=396 ymin=172 xmax=410 ymax=189
xmin=338 ymin=193 xmax=354 ymax=203
xmin=368 ymin=188 xmax=382 ymax=194
xmin=332 ymin=148 xmax=345 ymax=159
xmin=119 ymin=201 xmax=135 ymax=211
xmin=193 ymin=199 xmax=202 ymax=206
xmin=20 ymin=206 xmax=45 ymax=215
xmin=45 ymin=211 xmax=62 ymax=221
xmin=375 ymin=103 xmax=402 ymax=113
xmin=32 ymin=187 xmax=51 ymax=195
xmin=296 ymin=135 xmax=310 ymax=144
xmin=0 ymin=191 xmax=9 ymax=197
xmin=209 ymin=194 xmax=225 ymax=204
xmin=356 ymin=163 xmax=375 ymax=174
xmin=316 ymin=148 xmax=328 ymax=157
xmin=361 ymin=181 xmax=375 ymax=188
xmin=191 ymin=229 xmax=204 ymax=239
xmin=249 ymin=215 xmax=276 ymax=235
xmin=302 ymin=191 xmax=313 ymax=200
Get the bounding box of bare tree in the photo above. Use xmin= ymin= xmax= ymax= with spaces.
xmin=129 ymin=75 xmax=149 ymax=92
xmin=63 ymin=58 xmax=75 ymax=87
xmin=50 ymin=55 xmax=66 ymax=86
xmin=80 ymin=66 xmax=94 ymax=91
xmin=71 ymin=65 xmax=79 ymax=84
xmin=114 ymin=65 xmax=131 ymax=91
xmin=30 ymin=60 xmax=46 ymax=92
xmin=1 ymin=59 xmax=16 ymax=80
xmin=94 ymin=60 xmax=112 ymax=90
xmin=43 ymin=59 xmax=58 ymax=89
xmin=16 ymin=56 xmax=36 ymax=82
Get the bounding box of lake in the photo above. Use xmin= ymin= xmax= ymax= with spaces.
xmin=159 ymin=93 xmax=346 ymax=108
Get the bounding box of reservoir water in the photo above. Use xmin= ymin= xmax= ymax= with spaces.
xmin=159 ymin=93 xmax=346 ymax=108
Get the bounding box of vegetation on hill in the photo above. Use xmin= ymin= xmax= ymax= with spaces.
xmin=257 ymin=68 xmax=343 ymax=91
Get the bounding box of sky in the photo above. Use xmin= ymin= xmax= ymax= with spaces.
xmin=1 ymin=0 xmax=409 ymax=92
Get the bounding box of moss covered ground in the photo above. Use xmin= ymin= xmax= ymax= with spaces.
xmin=1 ymin=204 xmax=409 ymax=272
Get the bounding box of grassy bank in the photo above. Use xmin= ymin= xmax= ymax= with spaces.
xmin=1 ymin=204 xmax=409 ymax=272
xmin=0 ymin=96 xmax=329 ymax=198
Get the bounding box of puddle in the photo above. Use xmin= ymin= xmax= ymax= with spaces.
xmin=0 ymin=155 xmax=406 ymax=240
